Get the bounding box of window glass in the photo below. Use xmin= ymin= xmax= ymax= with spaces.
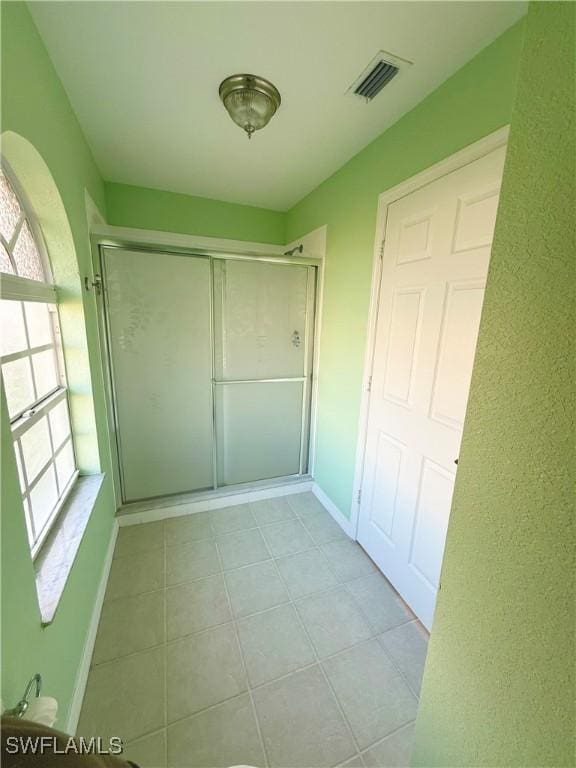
xmin=20 ymin=417 xmax=53 ymax=484
xmin=49 ymin=399 xmax=71 ymax=449
xmin=56 ymin=439 xmax=75 ymax=491
xmin=0 ymin=167 xmax=77 ymax=554
xmin=2 ymin=358 xmax=35 ymax=417
xmin=24 ymin=302 xmax=53 ymax=347
xmin=31 ymin=349 xmax=59 ymax=400
xmin=0 ymin=300 xmax=27 ymax=356
xmin=0 ymin=170 xmax=22 ymax=242
xmin=12 ymin=220 xmax=44 ymax=281
xmin=0 ymin=241 xmax=13 ymax=273
xmin=30 ymin=465 xmax=59 ymax=537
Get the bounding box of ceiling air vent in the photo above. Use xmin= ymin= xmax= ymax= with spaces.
xmin=354 ymin=60 xmax=398 ymax=99
xmin=348 ymin=51 xmax=412 ymax=102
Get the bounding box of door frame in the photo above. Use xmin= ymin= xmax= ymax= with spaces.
xmin=350 ymin=126 xmax=509 ymax=539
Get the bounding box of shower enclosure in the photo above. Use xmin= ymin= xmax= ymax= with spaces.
xmin=99 ymin=246 xmax=316 ymax=504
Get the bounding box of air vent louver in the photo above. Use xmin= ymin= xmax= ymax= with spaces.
xmin=354 ymin=60 xmax=399 ymax=100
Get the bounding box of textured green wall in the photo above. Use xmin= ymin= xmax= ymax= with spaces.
xmin=285 ymin=20 xmax=526 ymax=517
xmin=0 ymin=2 xmax=115 ymax=728
xmin=412 ymin=4 xmax=575 ymax=766
xmin=0 ymin=2 xmax=286 ymax=728
xmin=105 ymin=181 xmax=285 ymax=245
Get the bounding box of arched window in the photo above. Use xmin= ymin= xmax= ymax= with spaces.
xmin=0 ymin=166 xmax=77 ymax=557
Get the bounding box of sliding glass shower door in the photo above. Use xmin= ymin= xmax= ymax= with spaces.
xmin=102 ymin=247 xmax=213 ymax=501
xmin=212 ymin=259 xmax=315 ymax=486
xmin=101 ymin=247 xmax=316 ymax=503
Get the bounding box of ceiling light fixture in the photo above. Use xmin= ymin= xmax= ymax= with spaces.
xmin=219 ymin=74 xmax=281 ymax=139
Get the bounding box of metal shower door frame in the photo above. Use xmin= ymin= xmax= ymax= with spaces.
xmin=94 ymin=241 xmax=318 ymax=506
xmin=210 ymin=255 xmax=316 ymax=489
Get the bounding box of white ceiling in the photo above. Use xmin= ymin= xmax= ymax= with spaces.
xmin=29 ymin=2 xmax=526 ymax=211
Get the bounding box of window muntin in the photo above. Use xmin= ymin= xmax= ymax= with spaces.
xmin=1 ymin=300 xmax=63 ymax=418
xmin=0 ymin=167 xmax=77 ymax=556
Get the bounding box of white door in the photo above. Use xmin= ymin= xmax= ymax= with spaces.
xmin=357 ymin=146 xmax=506 ymax=629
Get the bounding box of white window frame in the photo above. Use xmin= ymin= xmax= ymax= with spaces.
xmin=1 ymin=162 xmax=78 ymax=558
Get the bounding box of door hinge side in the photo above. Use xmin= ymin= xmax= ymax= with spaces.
xmin=357 ymin=489 xmax=362 ymax=505
xmin=366 ymin=375 xmax=372 ymax=393
xmin=85 ymin=273 xmax=103 ymax=295
xmin=379 ymin=239 xmax=385 ymax=261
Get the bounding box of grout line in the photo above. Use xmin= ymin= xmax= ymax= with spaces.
xmin=357 ymin=719 xmax=417 ymax=761
xmin=215 ymin=536 xmax=271 ymax=768
xmin=375 ymin=629 xmax=424 ymax=701
xmin=95 ymin=555 xmax=417 ymax=672
xmin=267 ymin=509 xmax=424 ymax=756
xmin=165 ymin=533 xmax=217 ymax=551
xmin=91 ymin=496 xmax=424 ymax=761
xmin=159 ymin=656 xmax=413 ymax=749
xmin=94 ymin=547 xmax=384 ymax=668
xmin=91 ymin=616 xmax=394 ymax=687
xmin=124 ymin=724 xmax=166 ymax=748
xmin=163 ymin=689 xmax=254 ymax=731
xmin=269 ymin=554 xmax=362 ymax=761
xmin=338 ymin=572 xmax=423 ymax=702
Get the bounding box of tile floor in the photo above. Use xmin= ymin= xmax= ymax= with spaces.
xmin=78 ymin=493 xmax=429 ymax=768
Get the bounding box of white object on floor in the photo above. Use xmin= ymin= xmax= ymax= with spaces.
xmin=21 ymin=696 xmax=58 ymax=727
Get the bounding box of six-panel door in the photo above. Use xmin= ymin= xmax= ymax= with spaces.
xmin=357 ymin=146 xmax=506 ymax=629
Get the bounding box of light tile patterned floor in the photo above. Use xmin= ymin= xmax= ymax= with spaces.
xmin=78 ymin=493 xmax=429 ymax=768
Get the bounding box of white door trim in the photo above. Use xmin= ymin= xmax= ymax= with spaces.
xmin=350 ymin=125 xmax=509 ymax=539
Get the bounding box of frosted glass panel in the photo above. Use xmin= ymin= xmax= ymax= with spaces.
xmin=216 ymin=382 xmax=303 ymax=485
xmin=13 ymin=220 xmax=44 ymax=281
xmin=49 ymin=399 xmax=71 ymax=449
xmin=0 ymin=300 xmax=27 ymax=355
xmin=32 ymin=349 xmax=59 ymax=399
xmin=2 ymin=357 xmax=34 ymax=417
xmin=103 ymin=248 xmax=213 ymax=501
xmin=30 ymin=464 xmax=58 ymax=537
xmin=0 ymin=241 xmax=14 ymax=274
xmin=24 ymin=301 xmax=53 ymax=347
xmin=0 ymin=170 xmax=22 ymax=242
xmin=56 ymin=439 xmax=75 ymax=490
xmin=214 ymin=260 xmax=308 ymax=380
xmin=21 ymin=416 xmax=52 ymax=483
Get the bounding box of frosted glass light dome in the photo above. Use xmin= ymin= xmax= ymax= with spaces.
xmin=219 ymin=74 xmax=281 ymax=139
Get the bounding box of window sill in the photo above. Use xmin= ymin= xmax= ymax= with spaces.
xmin=34 ymin=474 xmax=105 ymax=626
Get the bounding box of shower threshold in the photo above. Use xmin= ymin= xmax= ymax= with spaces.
xmin=116 ymin=474 xmax=313 ymax=524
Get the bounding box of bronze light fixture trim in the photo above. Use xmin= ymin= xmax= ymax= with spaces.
xmin=219 ymin=74 xmax=281 ymax=139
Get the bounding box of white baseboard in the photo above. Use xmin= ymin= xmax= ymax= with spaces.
xmin=311 ymin=483 xmax=355 ymax=539
xmin=117 ymin=480 xmax=313 ymax=527
xmin=66 ymin=519 xmax=118 ymax=735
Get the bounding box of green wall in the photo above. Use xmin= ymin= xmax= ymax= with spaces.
xmin=285 ymin=20 xmax=526 ymax=517
xmin=0 ymin=1 xmax=115 ymax=728
xmin=3 ymin=2 xmax=569 ymax=755
xmin=412 ymin=3 xmax=575 ymax=765
xmin=0 ymin=2 xmax=286 ymax=728
xmin=106 ymin=181 xmax=285 ymax=245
